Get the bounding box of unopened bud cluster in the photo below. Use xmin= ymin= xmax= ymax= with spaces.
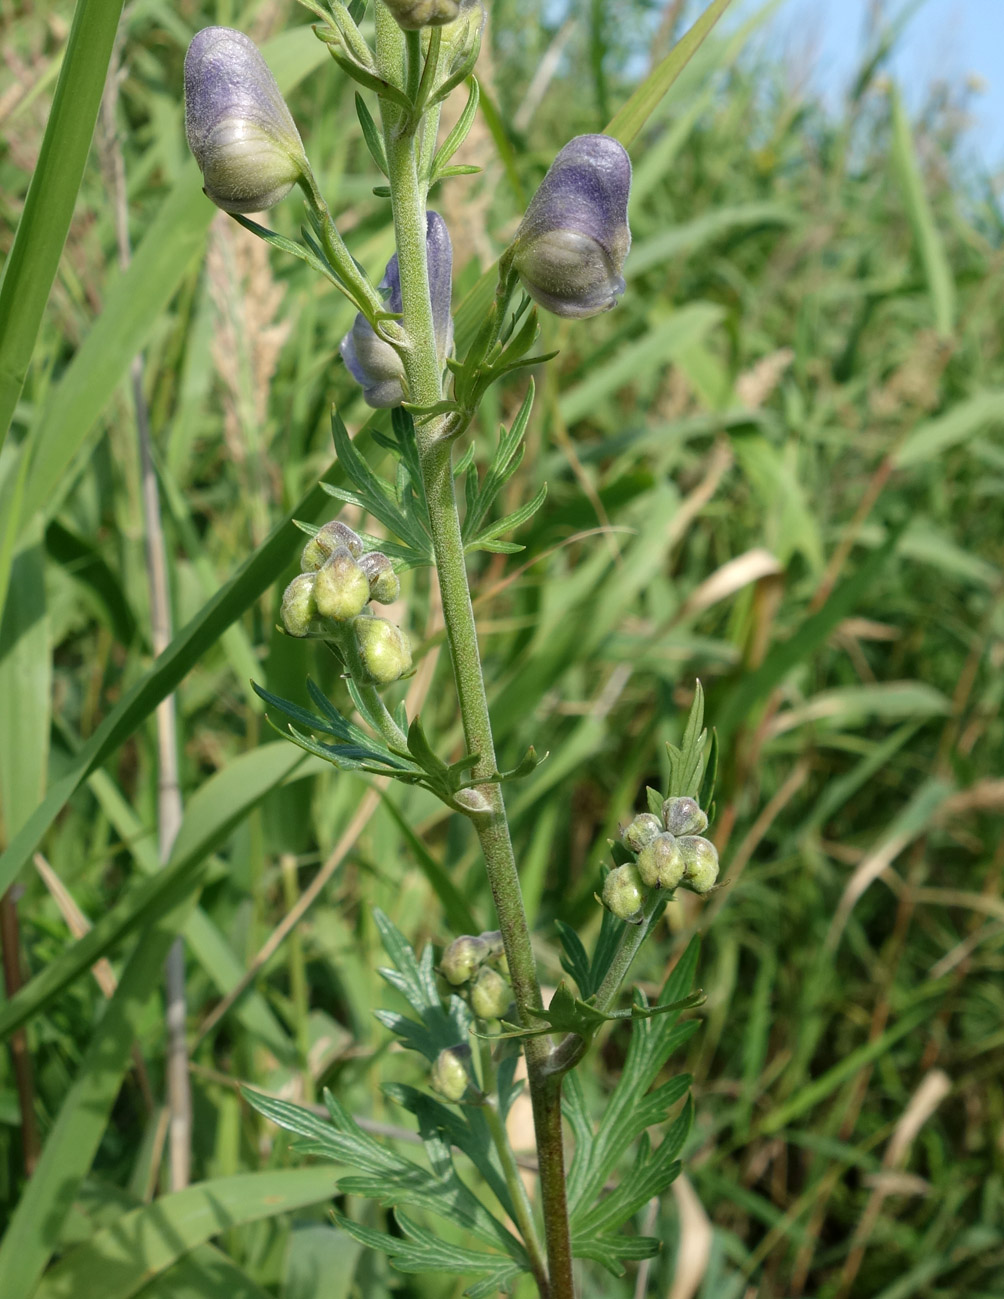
xmin=604 ymin=796 xmax=719 ymax=921
xmin=440 ymin=930 xmax=511 ymax=1019
xmin=280 ymin=518 xmax=411 ymax=685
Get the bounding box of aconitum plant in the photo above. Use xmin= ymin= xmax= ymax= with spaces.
xmin=184 ymin=4 xmax=720 ymax=1295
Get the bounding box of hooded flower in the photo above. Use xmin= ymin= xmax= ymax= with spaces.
xmin=341 ymin=210 xmax=454 ymax=408
xmin=511 ymin=134 xmax=632 ymax=319
xmin=184 ymin=27 xmax=308 ymax=214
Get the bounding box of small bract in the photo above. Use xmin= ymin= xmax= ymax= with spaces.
xmin=184 ymin=27 xmax=308 ymax=214
xmin=341 ymin=211 xmax=454 ymax=408
xmin=512 ymin=134 xmax=631 ymax=319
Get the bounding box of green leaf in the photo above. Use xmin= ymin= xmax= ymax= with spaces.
xmin=0 ymin=0 xmax=127 ymax=454
xmin=605 ymin=0 xmax=735 ymax=146
xmin=371 ymin=908 xmax=471 ymax=1061
xmin=0 ymin=742 xmax=305 ymax=1040
xmin=566 ymin=937 xmax=701 ymax=1218
xmin=335 ymin=1211 xmax=523 ymax=1293
xmin=0 ymin=894 xmax=204 ymax=1299
xmin=714 ymin=531 xmax=900 ymax=744
xmin=33 ymin=1170 xmax=341 ymax=1299
xmin=355 ymin=92 xmax=388 ymax=175
xmin=3 ymin=26 xmax=329 ymax=545
xmin=889 ymin=83 xmax=956 ymax=336
xmin=665 ymin=680 xmax=709 ymax=800
xmin=0 ymin=525 xmax=49 ymax=840
xmin=376 ymin=792 xmax=479 ymax=935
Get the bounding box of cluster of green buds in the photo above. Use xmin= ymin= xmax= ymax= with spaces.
xmin=280 ymin=518 xmax=411 ymax=686
xmin=603 ymin=796 xmax=720 ymax=922
xmin=439 ymin=930 xmax=512 ymax=1020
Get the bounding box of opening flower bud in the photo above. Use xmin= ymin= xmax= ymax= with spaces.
xmin=301 ymin=520 xmax=364 ymax=572
xmin=359 ymin=552 xmax=401 ymax=604
xmin=341 ymin=211 xmax=453 ymax=408
xmin=280 ymin=573 xmax=317 ymax=638
xmin=380 ymin=0 xmax=476 ymax=30
xmin=511 ymin=134 xmax=631 ymax=319
xmin=184 ymin=27 xmax=308 ymax=215
xmin=636 ymin=832 xmax=685 ymax=891
xmin=677 ymin=836 xmax=720 ymax=894
xmin=602 ymin=863 xmax=647 ymax=923
xmin=314 ymin=548 xmax=371 ymax=622
xmin=430 ymin=1046 xmax=470 ymax=1101
xmin=354 ymin=616 xmax=412 ymax=685
xmin=441 ymin=934 xmax=490 ymax=985
xmin=622 ymin=812 xmax=662 ymax=854
xmin=470 ymin=967 xmax=511 ymax=1020
xmin=662 ymin=796 xmax=709 ymax=838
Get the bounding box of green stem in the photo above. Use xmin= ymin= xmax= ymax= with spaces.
xmin=549 ymin=893 xmax=665 ymax=1078
xmin=375 ymin=28 xmax=576 ymax=1295
xmin=299 ymin=172 xmax=385 ymax=321
xmin=477 ymin=1040 xmax=547 ymax=1290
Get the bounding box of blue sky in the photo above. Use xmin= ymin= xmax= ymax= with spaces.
xmin=752 ymin=0 xmax=1004 ymax=168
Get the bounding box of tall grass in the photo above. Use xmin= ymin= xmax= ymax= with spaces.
xmin=1 ymin=1 xmax=1002 ymax=1296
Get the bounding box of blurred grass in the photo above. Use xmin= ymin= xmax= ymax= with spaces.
xmin=1 ymin=1 xmax=1003 ymax=1297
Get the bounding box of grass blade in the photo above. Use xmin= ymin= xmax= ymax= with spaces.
xmin=0 ymin=0 xmax=127 ymax=453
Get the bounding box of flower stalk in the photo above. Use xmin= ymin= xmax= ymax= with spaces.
xmin=374 ymin=13 xmax=575 ymax=1292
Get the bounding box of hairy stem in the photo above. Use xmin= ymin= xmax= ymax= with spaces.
xmin=376 ymin=29 xmax=576 ymax=1295
xmin=477 ymin=1039 xmax=548 ymax=1289
xmin=549 ymin=893 xmax=665 ymax=1078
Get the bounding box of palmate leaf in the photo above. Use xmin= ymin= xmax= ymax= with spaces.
xmin=460 ymin=384 xmax=548 ymax=554
xmin=335 ymin=1212 xmax=522 ymax=1297
xmin=382 ymin=1084 xmax=516 ymax=1222
xmin=323 ymin=410 xmax=433 ymax=567
xmin=252 ymin=681 xmax=420 ymax=777
xmin=371 ymin=909 xmax=471 ymax=1061
xmin=555 ymin=938 xmax=700 ymax=1264
xmin=246 ymin=1089 xmax=526 ymax=1265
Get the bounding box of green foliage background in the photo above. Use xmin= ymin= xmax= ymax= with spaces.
xmin=1 ymin=1 xmax=1002 ymax=1296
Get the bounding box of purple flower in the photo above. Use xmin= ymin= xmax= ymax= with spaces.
xmin=184 ymin=27 xmax=307 ymax=215
xmin=341 ymin=211 xmax=454 ymax=408
xmin=511 ymin=134 xmax=632 ymax=319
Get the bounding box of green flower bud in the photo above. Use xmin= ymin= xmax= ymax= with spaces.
xmin=354 ymin=616 xmax=412 ymax=685
xmin=381 ymin=0 xmax=477 ymax=31
xmin=637 ymin=832 xmax=685 ymax=891
xmin=602 ymin=863 xmax=646 ymax=922
xmin=184 ymin=27 xmax=308 ymax=215
xmin=661 ymin=796 xmax=709 ymax=837
xmin=360 ymin=551 xmax=401 ymax=604
xmin=314 ymin=548 xmax=371 ymax=622
xmin=440 ymin=934 xmax=490 ymax=985
xmin=430 ymin=1046 xmax=470 ymax=1101
xmin=678 ymin=835 xmax=720 ymax=894
xmin=280 ymin=572 xmax=317 ymax=638
xmin=301 ymin=520 xmax=364 ymax=572
xmin=470 ymin=967 xmax=511 ymax=1020
xmin=622 ymin=812 xmax=662 ymax=853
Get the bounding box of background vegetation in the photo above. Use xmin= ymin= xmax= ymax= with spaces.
xmin=1 ymin=0 xmax=1002 ymax=1295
